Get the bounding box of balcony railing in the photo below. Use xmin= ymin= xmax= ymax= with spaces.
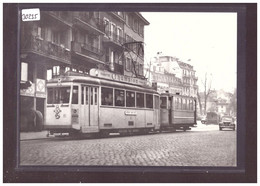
xmin=103 ymin=32 xmax=125 ymax=47
xmin=71 ymin=41 xmax=103 ymax=57
xmin=75 ymin=12 xmax=106 ymax=33
xmin=21 ymin=35 xmax=71 ymax=63
xmin=44 ymin=11 xmax=73 ymax=26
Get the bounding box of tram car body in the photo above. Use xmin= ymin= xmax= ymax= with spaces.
xmin=44 ymin=69 xmax=160 ymax=136
xmin=160 ymin=93 xmax=197 ymax=131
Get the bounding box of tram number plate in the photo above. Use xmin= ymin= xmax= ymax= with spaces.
xmin=82 ymin=126 xmax=99 ymax=133
xmin=124 ymin=111 xmax=137 ymax=116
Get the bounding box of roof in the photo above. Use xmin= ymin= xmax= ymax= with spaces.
xmin=136 ymin=12 xmax=150 ymax=25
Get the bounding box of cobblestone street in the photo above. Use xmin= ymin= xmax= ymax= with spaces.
xmin=20 ymin=124 xmax=236 ymax=167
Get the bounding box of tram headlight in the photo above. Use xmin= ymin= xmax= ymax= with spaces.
xmin=95 ymin=70 xmax=99 ymax=76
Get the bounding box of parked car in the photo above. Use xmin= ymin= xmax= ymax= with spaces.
xmin=219 ymin=116 xmax=236 ymax=131
xmin=201 ymin=115 xmax=207 ymax=124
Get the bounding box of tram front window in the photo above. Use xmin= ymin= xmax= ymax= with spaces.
xmin=72 ymin=86 xmax=78 ymax=104
xmin=47 ymin=87 xmax=70 ymax=104
xmin=160 ymin=97 xmax=167 ymax=109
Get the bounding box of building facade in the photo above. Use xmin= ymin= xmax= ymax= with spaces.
xmin=146 ymin=55 xmax=197 ymax=97
xmin=177 ymin=60 xmax=198 ymax=97
xmin=20 ymin=11 xmax=149 ymax=131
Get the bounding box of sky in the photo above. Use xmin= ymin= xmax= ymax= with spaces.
xmin=141 ymin=12 xmax=237 ymax=93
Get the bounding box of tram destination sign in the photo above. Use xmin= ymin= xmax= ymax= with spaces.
xmin=90 ymin=68 xmax=148 ymax=87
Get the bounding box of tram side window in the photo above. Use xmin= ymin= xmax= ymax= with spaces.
xmin=115 ymin=89 xmax=125 ymax=107
xmin=136 ymin=93 xmax=144 ymax=108
xmin=72 ymin=86 xmax=78 ymax=104
xmin=160 ymin=97 xmax=167 ymax=109
xmin=146 ymin=94 xmax=153 ymax=108
xmin=101 ymin=87 xmax=113 ymax=106
xmin=154 ymin=95 xmax=159 ymax=109
xmin=126 ymin=91 xmax=135 ymax=107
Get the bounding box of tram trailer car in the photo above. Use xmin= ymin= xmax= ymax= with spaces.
xmin=160 ymin=93 xmax=197 ymax=131
xmin=44 ymin=70 xmax=160 ymax=136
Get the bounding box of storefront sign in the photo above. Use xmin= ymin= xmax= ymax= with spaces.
xmin=20 ymin=83 xmax=35 ymax=97
xmin=36 ymin=79 xmax=46 ymax=98
xmin=90 ymin=68 xmax=148 ymax=86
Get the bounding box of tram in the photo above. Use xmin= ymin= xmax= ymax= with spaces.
xmin=44 ymin=69 xmax=197 ymax=136
xmin=44 ymin=69 xmax=160 ymax=136
xmin=160 ymin=92 xmax=197 ymax=131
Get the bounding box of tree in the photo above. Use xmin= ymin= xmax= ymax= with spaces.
xmin=228 ymin=88 xmax=237 ymax=116
xmin=202 ymin=72 xmax=213 ymax=115
xmin=197 ymin=72 xmax=213 ymax=115
xmin=196 ymin=88 xmax=203 ymax=116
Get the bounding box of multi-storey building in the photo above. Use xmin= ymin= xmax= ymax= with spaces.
xmin=20 ymin=11 xmax=149 ymax=131
xmin=146 ymin=55 xmax=197 ymax=97
xmin=177 ymin=60 xmax=198 ymax=97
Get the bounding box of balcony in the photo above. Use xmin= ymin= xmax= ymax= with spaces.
xmin=72 ymin=41 xmax=103 ymax=56
xmin=103 ymin=32 xmax=125 ymax=49
xmin=21 ymin=35 xmax=71 ymax=64
xmin=183 ymin=74 xmax=191 ymax=78
xmin=43 ymin=11 xmax=73 ymax=27
xmin=71 ymin=41 xmax=105 ymax=66
xmin=192 ymin=76 xmax=198 ymax=80
xmin=74 ymin=13 xmax=105 ymax=35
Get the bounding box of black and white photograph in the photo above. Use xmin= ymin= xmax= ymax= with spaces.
xmin=3 ymin=2 xmax=257 ymax=183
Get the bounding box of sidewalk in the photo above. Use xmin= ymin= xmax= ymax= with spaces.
xmin=20 ymin=130 xmax=50 ymax=140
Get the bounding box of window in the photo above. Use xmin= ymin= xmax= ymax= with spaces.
xmin=101 ymin=87 xmax=113 ymax=106
xmin=53 ymin=66 xmax=60 ymax=76
xmin=125 ymin=14 xmax=129 ymax=26
xmin=133 ymin=19 xmax=138 ymax=31
xmin=90 ymin=87 xmax=98 ymax=105
xmin=117 ymin=27 xmax=122 ymax=42
xmin=126 ymin=57 xmax=131 ymax=71
xmin=136 ymin=93 xmax=144 ymax=108
xmin=81 ymin=87 xmax=89 ymax=105
xmin=139 ymin=24 xmax=144 ymax=36
xmin=47 ymin=87 xmax=70 ymax=104
xmin=160 ymin=97 xmax=167 ymax=109
xmin=183 ymin=99 xmax=186 ymax=110
xmin=81 ymin=87 xmax=84 ymax=105
xmin=115 ymin=89 xmax=125 ymax=106
xmin=126 ymin=91 xmax=135 ymax=107
xmin=111 ymin=23 xmax=116 ymax=38
xmin=146 ymin=94 xmax=153 ymax=108
xmin=154 ymin=95 xmax=159 ymax=109
xmin=21 ymin=62 xmax=28 ymax=82
xmin=104 ymin=18 xmax=110 ymax=36
xmin=139 ymin=64 xmax=144 ymax=76
xmin=72 ymin=86 xmax=78 ymax=104
xmin=52 ymin=30 xmax=60 ymax=44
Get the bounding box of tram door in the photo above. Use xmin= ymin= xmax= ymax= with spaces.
xmin=80 ymin=86 xmax=99 ymax=133
xmin=160 ymin=96 xmax=169 ymax=126
xmin=89 ymin=87 xmax=99 ymax=126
